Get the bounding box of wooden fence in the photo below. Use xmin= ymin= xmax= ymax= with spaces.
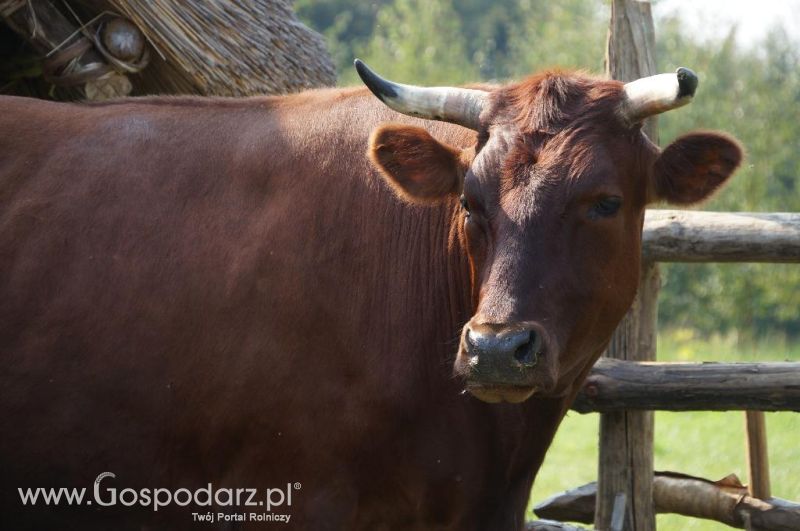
xmin=529 ymin=210 xmax=800 ymax=531
xmin=529 ymin=2 xmax=800 ymax=530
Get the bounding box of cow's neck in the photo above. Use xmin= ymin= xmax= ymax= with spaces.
xmin=356 ymin=197 xmax=475 ymax=394
xmin=271 ymin=90 xmax=570 ymax=507
xmin=273 ymin=90 xmax=479 ymax=393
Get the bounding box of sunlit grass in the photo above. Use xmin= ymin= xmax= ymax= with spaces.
xmin=528 ymin=330 xmax=800 ymax=530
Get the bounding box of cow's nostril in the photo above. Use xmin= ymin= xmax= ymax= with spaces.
xmin=514 ymin=332 xmax=534 ymax=365
xmin=513 ymin=331 xmax=539 ymax=365
xmin=464 ymin=325 xmax=543 ymax=366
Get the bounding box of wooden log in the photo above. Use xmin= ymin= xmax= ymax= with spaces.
xmin=745 ymin=411 xmax=771 ymax=499
xmin=653 ymin=473 xmax=800 ymax=530
xmin=597 ymin=2 xmax=658 ymax=529
xmin=525 ymin=520 xmax=592 ymax=531
xmin=572 ymin=359 xmax=800 ymax=413
xmin=643 ymin=210 xmax=800 ymax=263
xmin=605 ymin=0 xmax=658 ymax=142
xmin=596 ymin=262 xmax=659 ymax=531
xmin=534 ymin=473 xmax=800 ymax=530
xmin=534 ymin=482 xmax=597 ymax=524
xmin=609 ymin=492 xmax=627 ymax=531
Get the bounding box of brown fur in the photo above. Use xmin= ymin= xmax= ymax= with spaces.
xmin=653 ymin=131 xmax=743 ymax=204
xmin=0 ymin=69 xmax=740 ymax=530
xmin=369 ymin=124 xmax=467 ymax=203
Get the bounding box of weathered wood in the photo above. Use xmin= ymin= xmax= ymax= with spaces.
xmin=610 ymin=493 xmax=627 ymax=531
xmin=598 ymin=3 xmax=658 ymax=529
xmin=573 ymin=359 xmax=800 ymax=413
xmin=525 ymin=520 xmax=592 ymax=531
xmin=643 ymin=210 xmax=800 ymax=263
xmin=596 ymin=263 xmax=659 ymax=531
xmin=534 ymin=482 xmax=597 ymax=524
xmin=535 ymin=473 xmax=800 ymax=530
xmin=605 ymin=0 xmax=658 ymax=143
xmin=745 ymin=411 xmax=771 ymax=500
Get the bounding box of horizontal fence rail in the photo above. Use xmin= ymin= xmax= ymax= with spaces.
xmin=573 ymin=359 xmax=800 ymax=413
xmin=534 ymin=474 xmax=800 ymax=530
xmin=643 ymin=210 xmax=800 ymax=263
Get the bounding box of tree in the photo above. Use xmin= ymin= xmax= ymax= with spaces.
xmin=657 ymin=17 xmax=800 ymax=338
xmin=294 ymin=0 xmax=390 ymax=82
xmin=507 ymin=0 xmax=607 ymax=76
xmin=352 ymin=0 xmax=477 ymax=85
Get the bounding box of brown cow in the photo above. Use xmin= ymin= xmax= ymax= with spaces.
xmin=0 ymin=61 xmax=740 ymax=529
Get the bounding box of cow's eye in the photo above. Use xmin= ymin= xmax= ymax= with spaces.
xmin=592 ymin=196 xmax=622 ymax=217
xmin=459 ymin=194 xmax=470 ymax=216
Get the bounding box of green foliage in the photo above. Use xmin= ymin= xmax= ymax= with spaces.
xmin=296 ymin=0 xmax=800 ymax=339
xmin=294 ymin=0 xmax=389 ymax=84
xmin=657 ymin=17 xmax=800 ymax=338
xmin=355 ymin=0 xmax=479 ymax=85
xmin=296 ymin=0 xmax=607 ymax=85
xmin=505 ymin=0 xmax=607 ymax=76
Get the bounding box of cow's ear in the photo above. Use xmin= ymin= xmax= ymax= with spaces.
xmin=651 ymin=131 xmax=743 ymax=205
xmin=369 ymin=124 xmax=467 ymax=205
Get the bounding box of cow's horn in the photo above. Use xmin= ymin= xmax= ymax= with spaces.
xmin=354 ymin=59 xmax=487 ymax=131
xmin=621 ymin=67 xmax=699 ymax=124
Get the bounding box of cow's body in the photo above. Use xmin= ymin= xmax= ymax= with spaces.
xmin=1 ymin=91 xmax=566 ymax=529
xmin=1 ymin=63 xmax=742 ymax=529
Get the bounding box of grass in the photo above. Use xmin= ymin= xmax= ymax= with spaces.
xmin=527 ymin=329 xmax=800 ymax=530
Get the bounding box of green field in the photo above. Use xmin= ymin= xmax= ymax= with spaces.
xmin=527 ymin=330 xmax=800 ymax=530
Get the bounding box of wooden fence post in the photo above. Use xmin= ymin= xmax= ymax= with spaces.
xmin=596 ymin=263 xmax=659 ymax=530
xmin=744 ymin=410 xmax=771 ymax=499
xmin=596 ymin=2 xmax=658 ymax=530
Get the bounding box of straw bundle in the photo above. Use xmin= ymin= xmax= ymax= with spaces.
xmin=98 ymin=0 xmax=336 ymax=96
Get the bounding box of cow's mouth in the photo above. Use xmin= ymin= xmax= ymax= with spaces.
xmin=465 ymin=383 xmax=537 ymax=404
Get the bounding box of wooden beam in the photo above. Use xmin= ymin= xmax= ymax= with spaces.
xmin=534 ymin=474 xmax=800 ymax=529
xmin=643 ymin=210 xmax=800 ymax=263
xmin=525 ymin=521 xmax=592 ymax=531
xmin=595 ymin=263 xmax=659 ymax=530
xmin=572 ymin=359 xmax=800 ymax=413
xmin=744 ymin=411 xmax=771 ymax=499
xmin=534 ymin=482 xmax=597 ymax=524
xmin=598 ymin=3 xmax=658 ymax=528
xmin=605 ymin=0 xmax=658 ymax=142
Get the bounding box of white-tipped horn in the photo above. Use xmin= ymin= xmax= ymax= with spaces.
xmin=354 ymin=59 xmax=487 ymax=131
xmin=621 ymin=67 xmax=699 ymax=124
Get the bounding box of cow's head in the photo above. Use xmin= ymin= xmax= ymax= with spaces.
xmin=357 ymin=60 xmax=742 ymax=403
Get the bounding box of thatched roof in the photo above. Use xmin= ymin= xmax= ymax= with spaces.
xmin=102 ymin=0 xmax=337 ymax=96
xmin=0 ymin=0 xmax=336 ymax=100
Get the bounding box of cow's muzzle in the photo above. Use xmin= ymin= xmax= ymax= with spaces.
xmin=455 ymin=321 xmax=558 ymax=403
